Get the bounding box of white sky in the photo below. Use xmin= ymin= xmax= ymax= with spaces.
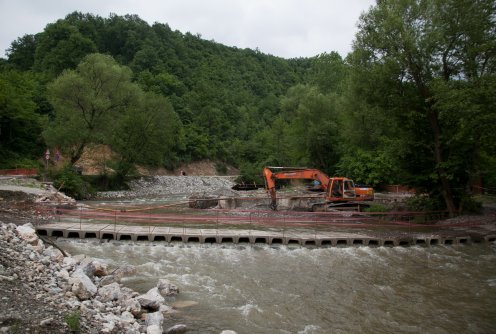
xmin=0 ymin=0 xmax=375 ymax=59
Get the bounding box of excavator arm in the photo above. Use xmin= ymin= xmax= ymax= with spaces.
xmin=263 ymin=167 xmax=331 ymax=210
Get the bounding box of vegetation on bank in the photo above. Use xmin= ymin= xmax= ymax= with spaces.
xmin=1 ymin=0 xmax=495 ymax=212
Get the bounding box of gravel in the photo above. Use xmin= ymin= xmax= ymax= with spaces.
xmin=0 ymin=222 xmax=73 ymax=333
xmin=97 ymin=176 xmax=238 ymax=199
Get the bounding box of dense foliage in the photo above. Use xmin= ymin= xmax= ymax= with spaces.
xmin=0 ymin=69 xmax=44 ymax=165
xmin=347 ymin=0 xmax=496 ymax=213
xmin=1 ymin=1 xmax=495 ymax=211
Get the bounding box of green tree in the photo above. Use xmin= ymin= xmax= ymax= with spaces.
xmin=33 ymin=20 xmax=97 ymax=77
xmin=110 ymin=91 xmax=181 ymax=172
xmin=350 ymin=0 xmax=496 ymax=214
xmin=44 ymin=53 xmax=138 ymax=163
xmin=6 ymin=34 xmax=37 ymax=70
xmin=45 ymin=53 xmax=184 ymax=174
xmin=137 ymin=70 xmax=186 ymax=99
xmin=180 ymin=123 xmax=210 ymax=161
xmin=309 ymin=52 xmax=348 ymax=93
xmin=101 ymin=14 xmax=150 ymax=64
xmin=280 ymin=85 xmax=341 ymax=173
xmin=433 ymin=76 xmax=496 ymax=191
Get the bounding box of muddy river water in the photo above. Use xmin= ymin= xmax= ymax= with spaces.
xmin=58 ymin=239 xmax=496 ymax=334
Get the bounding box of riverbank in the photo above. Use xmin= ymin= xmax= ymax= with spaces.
xmin=0 ymin=177 xmax=244 ymax=333
xmin=0 ymin=180 xmax=183 ymax=333
xmin=0 ymin=221 xmax=189 ymax=334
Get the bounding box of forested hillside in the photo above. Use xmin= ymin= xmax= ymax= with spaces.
xmin=1 ymin=0 xmax=495 ymax=212
xmin=2 ymin=12 xmax=313 ymax=168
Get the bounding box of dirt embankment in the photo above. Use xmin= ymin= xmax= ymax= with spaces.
xmin=0 ymin=177 xmax=75 ymax=227
xmin=70 ymin=144 xmax=239 ymax=177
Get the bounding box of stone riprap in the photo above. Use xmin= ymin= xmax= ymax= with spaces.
xmin=0 ymin=222 xmax=185 ymax=334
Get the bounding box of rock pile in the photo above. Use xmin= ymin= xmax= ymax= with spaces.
xmin=97 ymin=176 xmax=237 ymax=199
xmin=0 ymin=222 xmax=186 ymax=334
xmin=35 ymin=191 xmax=76 ymax=206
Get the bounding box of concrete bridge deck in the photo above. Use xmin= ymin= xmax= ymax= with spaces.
xmin=35 ymin=222 xmax=496 ymax=247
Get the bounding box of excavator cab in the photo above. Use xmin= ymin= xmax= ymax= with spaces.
xmin=328 ymin=178 xmax=356 ymax=200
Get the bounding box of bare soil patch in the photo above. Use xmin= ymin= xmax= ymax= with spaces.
xmin=72 ymin=144 xmax=239 ymax=176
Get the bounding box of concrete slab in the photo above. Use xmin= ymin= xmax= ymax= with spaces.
xmin=41 ymin=222 xmax=109 ymax=239
xmin=153 ymin=226 xmax=171 ymax=234
xmin=115 ymin=226 xmax=155 ymax=241
xmin=200 ymin=229 xmax=218 ymax=235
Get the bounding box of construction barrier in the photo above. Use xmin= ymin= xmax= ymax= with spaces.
xmin=32 ymin=197 xmax=496 ymax=246
xmin=36 ymin=201 xmax=468 ymax=232
xmin=0 ymin=168 xmax=38 ymax=176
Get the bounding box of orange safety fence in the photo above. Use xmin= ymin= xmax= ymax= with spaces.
xmin=36 ymin=203 xmax=478 ymax=231
xmin=0 ymin=168 xmax=38 ymax=176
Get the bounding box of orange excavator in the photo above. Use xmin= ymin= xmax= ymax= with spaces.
xmin=263 ymin=166 xmax=374 ymax=211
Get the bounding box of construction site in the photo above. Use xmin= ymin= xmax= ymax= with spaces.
xmin=2 ymin=165 xmax=496 ymax=334
xmin=2 ymin=164 xmax=495 ymax=248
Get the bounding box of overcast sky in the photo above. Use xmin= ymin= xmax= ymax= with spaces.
xmin=0 ymin=0 xmax=375 ymax=59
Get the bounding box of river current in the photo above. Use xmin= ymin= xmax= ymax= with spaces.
xmin=58 ymin=240 xmax=496 ymax=334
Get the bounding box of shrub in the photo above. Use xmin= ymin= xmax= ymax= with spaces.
xmin=459 ymin=196 xmax=482 ymax=214
xmin=364 ymin=203 xmax=389 ymax=212
xmin=215 ymin=161 xmax=228 ymax=175
xmin=52 ymin=166 xmax=93 ymax=199
xmin=405 ymin=194 xmax=444 ymax=211
xmin=90 ymin=173 xmax=130 ymax=191
xmin=237 ymin=163 xmax=263 ymax=184
xmin=65 ymin=311 xmax=80 ymax=333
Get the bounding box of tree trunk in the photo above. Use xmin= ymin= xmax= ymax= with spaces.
xmin=427 ymin=110 xmax=457 ymax=216
xmin=70 ymin=143 xmax=86 ymax=165
xmin=411 ymin=67 xmax=457 ymax=215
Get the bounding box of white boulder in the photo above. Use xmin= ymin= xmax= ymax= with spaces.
xmin=157 ymin=278 xmax=179 ymax=297
xmin=147 ymin=325 xmax=162 ymax=334
xmin=71 ymin=269 xmax=97 ymax=300
xmin=16 ymin=224 xmax=38 ymax=245
xmin=122 ymin=298 xmax=142 ymax=317
xmin=137 ymin=287 xmax=165 ymax=311
xmin=43 ymin=246 xmax=64 ymax=263
xmin=164 ymin=324 xmax=188 ymax=334
xmin=145 ymin=311 xmax=163 ymax=328
xmin=97 ymin=282 xmax=123 ymax=302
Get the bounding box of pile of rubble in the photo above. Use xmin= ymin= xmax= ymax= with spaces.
xmin=35 ymin=191 xmax=76 ymax=205
xmin=0 ymin=222 xmax=187 ymax=334
xmin=97 ymin=176 xmax=238 ymax=199
xmin=0 ymin=177 xmax=76 ymax=206
xmin=0 ymin=178 xmax=76 ymax=227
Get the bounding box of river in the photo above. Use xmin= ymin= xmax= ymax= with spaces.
xmin=57 ymin=239 xmax=496 ymax=334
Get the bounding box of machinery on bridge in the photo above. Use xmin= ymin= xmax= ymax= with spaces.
xmin=263 ymin=166 xmax=374 ymax=211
